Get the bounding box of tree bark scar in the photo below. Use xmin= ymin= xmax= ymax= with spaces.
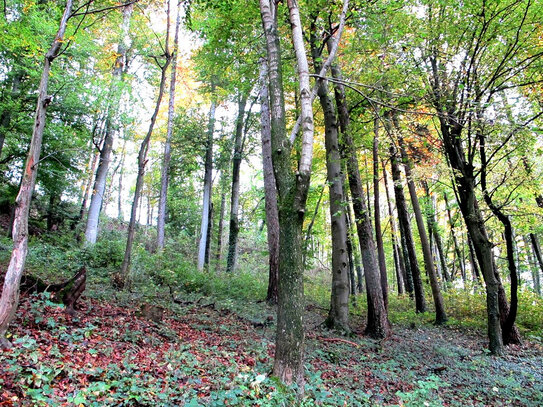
xmin=26 ymin=156 xmax=34 ymax=175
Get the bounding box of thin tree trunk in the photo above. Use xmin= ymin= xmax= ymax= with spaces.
xmin=0 ymin=0 xmax=73 ymax=349
xmin=117 ymin=3 xmax=171 ymax=287
xmin=79 ymin=146 xmax=100 ymax=224
xmin=383 ymin=162 xmax=407 ymax=295
xmin=529 ymin=234 xmax=542 ymax=295
xmin=226 ymin=94 xmax=248 ymax=273
xmin=215 ymin=174 xmax=227 ymax=267
xmin=117 ymin=140 xmax=126 ymax=221
xmin=423 ymin=182 xmax=450 ymax=283
xmin=331 ymin=63 xmax=389 ymax=338
xmin=390 ymin=145 xmax=426 ymax=313
xmin=157 ymin=0 xmax=181 ymax=250
xmin=197 ymin=92 xmax=216 ymax=271
xmin=344 ymin=198 xmax=357 ymax=296
xmin=310 ymin=30 xmax=350 ymax=333
xmin=84 ymin=3 xmax=133 ymax=245
xmin=373 ymin=120 xmax=389 ymax=309
xmin=444 ymin=192 xmax=466 ymax=282
xmin=259 ymin=58 xmax=279 ymax=305
xmin=480 ymin=131 xmax=520 ymax=345
xmin=398 ymin=136 xmax=446 ymax=324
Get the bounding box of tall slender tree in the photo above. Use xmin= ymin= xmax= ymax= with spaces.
xmin=197 ymin=86 xmax=217 ymax=271
xmin=157 ymin=0 xmax=182 ymax=251
xmin=226 ymin=93 xmax=248 ymax=273
xmin=0 ymin=0 xmax=74 ymax=349
xmin=84 ymin=3 xmax=133 ymax=245
xmin=117 ymin=0 xmax=173 ymax=287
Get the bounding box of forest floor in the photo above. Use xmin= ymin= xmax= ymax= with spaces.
xmin=1 ymin=288 xmax=542 ymax=406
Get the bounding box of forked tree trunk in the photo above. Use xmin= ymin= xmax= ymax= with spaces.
xmin=331 ymin=63 xmax=389 ymax=338
xmin=226 ymin=94 xmax=248 ymax=273
xmin=390 ymin=145 xmax=426 ymax=313
xmin=0 ymin=0 xmax=73 ymax=349
xmin=117 ymin=2 xmax=172 ymax=287
xmin=84 ymin=3 xmax=133 ymax=245
xmin=398 ymin=137 xmax=446 ymax=324
xmin=480 ymin=132 xmax=520 ymax=345
xmin=310 ymin=29 xmax=350 ymax=333
xmin=259 ymin=58 xmax=279 ymax=305
xmin=157 ymin=0 xmax=182 ymax=250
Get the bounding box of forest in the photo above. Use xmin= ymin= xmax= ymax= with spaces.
xmin=0 ymin=0 xmax=543 ymax=405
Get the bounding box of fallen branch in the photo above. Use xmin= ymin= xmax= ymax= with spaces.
xmin=317 ymin=336 xmax=360 ymax=348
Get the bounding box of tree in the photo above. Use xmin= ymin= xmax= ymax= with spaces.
xmin=390 ymin=144 xmax=426 ymax=313
xmin=225 ymin=93 xmax=249 ymax=273
xmin=258 ymin=58 xmax=279 ymax=305
xmin=309 ymin=17 xmax=350 ymax=333
xmin=397 ymin=134 xmax=447 ymax=324
xmin=117 ymin=0 xmax=174 ymax=287
xmin=331 ymin=54 xmax=390 ymax=338
xmin=157 ymin=0 xmax=182 ymax=251
xmin=84 ymin=2 xmax=134 ymax=245
xmin=0 ymin=0 xmax=74 ymax=349
xmin=197 ymin=87 xmax=217 ymax=271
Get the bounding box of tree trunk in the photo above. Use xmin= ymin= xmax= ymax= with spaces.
xmin=383 ymin=163 xmax=407 ymax=295
xmin=259 ymin=58 xmax=279 ymax=306
xmin=423 ymin=182 xmax=450 ymax=283
xmin=157 ymin=1 xmax=182 ymax=250
xmin=310 ymin=30 xmax=350 ymax=333
xmin=117 ymin=6 xmax=171 ymax=287
xmin=0 ymin=0 xmax=73 ymax=349
xmin=84 ymin=3 xmax=133 ymax=245
xmin=226 ymin=94 xmax=248 ymax=273
xmin=444 ymin=192 xmax=466 ymax=283
xmin=467 ymin=234 xmax=482 ymax=284
xmin=479 ymin=132 xmax=520 ymax=345
xmin=117 ymin=140 xmax=126 ymax=221
xmin=197 ymin=92 xmax=217 ymax=271
xmin=79 ymin=144 xmax=100 ymax=224
xmin=373 ymin=120 xmax=389 ymax=309
xmin=344 ymin=200 xmax=357 ymax=296
xmin=398 ymin=137 xmax=446 ymax=324
xmin=390 ymin=146 xmax=426 ymax=312
xmin=526 ymin=235 xmax=541 ymax=295
xmin=215 ymin=174 xmax=227 ymax=267
xmin=330 ymin=63 xmax=389 ymax=338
